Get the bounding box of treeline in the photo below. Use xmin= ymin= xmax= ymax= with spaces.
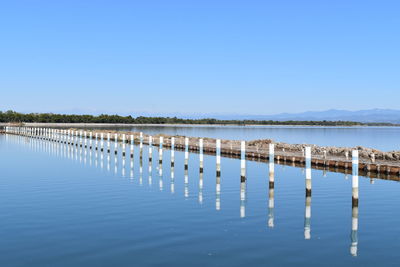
xmin=0 ymin=110 xmax=396 ymax=126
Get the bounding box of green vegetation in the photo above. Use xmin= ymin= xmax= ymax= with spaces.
xmin=0 ymin=110 xmax=396 ymax=126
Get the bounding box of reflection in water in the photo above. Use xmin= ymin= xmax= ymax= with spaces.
xmin=114 ymin=154 xmax=118 ymax=175
xmin=184 ymin=169 xmax=189 ymax=198
xmin=170 ymin=166 xmax=175 ymax=194
xmin=4 ymin=130 xmax=367 ymax=257
xmin=159 ymin=162 xmax=163 ymax=191
xmin=122 ymin=156 xmax=126 ymax=177
xmin=199 ymin=171 xmax=203 ymax=204
xmin=139 ymin=157 xmax=143 ymax=185
xmin=130 ymin=157 xmax=134 ymax=179
xmin=148 ymin=159 xmax=152 ymax=186
xmin=350 ymin=203 xmax=359 ymax=257
xmin=240 ymin=181 xmax=246 ymax=218
xmin=216 ymin=171 xmax=221 ymax=211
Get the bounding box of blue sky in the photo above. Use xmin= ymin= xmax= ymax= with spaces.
xmin=0 ymin=0 xmax=399 ymax=115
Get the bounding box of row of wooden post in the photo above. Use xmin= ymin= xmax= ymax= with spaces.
xmin=5 ymin=126 xmax=359 ymax=256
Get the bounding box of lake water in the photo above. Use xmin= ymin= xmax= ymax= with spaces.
xmin=57 ymin=125 xmax=400 ymax=152
xmin=1 ymin=133 xmax=400 ymax=266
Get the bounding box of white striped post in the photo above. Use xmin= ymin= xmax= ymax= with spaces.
xmin=269 ymin=144 xmax=275 ymax=186
xmin=139 ymin=132 xmax=143 ymax=160
xmin=84 ymin=131 xmax=87 ymax=148
xmin=114 ymin=133 xmax=118 ymax=154
xmin=216 ymin=139 xmax=221 ymax=176
xmin=130 ymin=135 xmax=134 ymax=158
xmin=107 ymin=133 xmax=111 ymax=153
xmin=171 ymin=137 xmax=175 ymax=167
xmin=184 ymin=137 xmax=189 ymax=170
xmin=305 ymin=147 xmax=312 ymax=196
xmin=352 ymin=150 xmax=359 ymax=207
xmin=95 ymin=133 xmax=98 ymax=150
xmin=122 ymin=134 xmax=126 ymax=157
xmin=89 ymin=132 xmax=92 ymax=149
xmin=241 ymin=141 xmax=246 ymax=181
xmin=159 ymin=136 xmax=163 ymax=164
xmin=100 ymin=133 xmax=104 ymax=152
xmin=199 ymin=138 xmax=204 ymax=172
xmin=75 ymin=131 xmax=79 ymax=146
xmin=149 ymin=135 xmax=153 ymax=164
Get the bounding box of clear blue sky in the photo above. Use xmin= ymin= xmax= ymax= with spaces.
xmin=0 ymin=0 xmax=399 ymax=116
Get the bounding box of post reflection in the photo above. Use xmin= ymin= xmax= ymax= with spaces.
xmin=130 ymin=156 xmax=134 ymax=179
xmin=159 ymin=162 xmax=163 ymax=191
xmin=170 ymin=166 xmax=175 ymax=194
xmin=199 ymin=171 xmax=203 ymax=204
xmin=139 ymin=157 xmax=143 ymax=185
xmin=216 ymin=172 xmax=221 ymax=211
xmin=240 ymin=180 xmax=246 ymax=218
xmin=350 ymin=202 xmax=359 ymax=257
xmin=184 ymin=169 xmax=189 ymax=198
xmin=122 ymin=156 xmax=126 ymax=177
xmin=5 ymin=129 xmax=369 ymax=257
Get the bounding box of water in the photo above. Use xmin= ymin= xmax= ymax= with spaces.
xmin=55 ymin=125 xmax=400 ymax=151
xmin=1 ymin=134 xmax=400 ymax=266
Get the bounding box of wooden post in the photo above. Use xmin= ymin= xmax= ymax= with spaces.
xmin=199 ymin=138 xmax=204 ymax=172
xmin=352 ymin=150 xmax=359 ymax=207
xmin=216 ymin=139 xmax=221 ymax=176
xmin=100 ymin=133 xmax=104 ymax=152
xmin=149 ymin=135 xmax=153 ymax=166
xmin=107 ymin=133 xmax=111 ymax=153
xmin=139 ymin=132 xmax=143 ymax=160
xmin=130 ymin=135 xmax=134 ymax=158
xmin=95 ymin=132 xmax=98 ymax=150
xmin=159 ymin=136 xmax=163 ymax=165
xmin=171 ymin=137 xmax=175 ymax=167
xmin=122 ymin=134 xmax=126 ymax=157
xmin=114 ymin=133 xmax=118 ymax=154
xmin=305 ymin=147 xmax=312 ymax=196
xmin=184 ymin=137 xmax=189 ymax=170
xmin=241 ymin=141 xmax=246 ymax=182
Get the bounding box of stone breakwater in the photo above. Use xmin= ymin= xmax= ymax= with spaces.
xmin=66 ymin=128 xmax=400 ymax=178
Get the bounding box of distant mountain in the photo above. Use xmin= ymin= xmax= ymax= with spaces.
xmin=208 ymin=109 xmax=400 ymax=123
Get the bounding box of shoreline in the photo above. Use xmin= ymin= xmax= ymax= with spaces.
xmin=1 ymin=122 xmax=399 ymax=128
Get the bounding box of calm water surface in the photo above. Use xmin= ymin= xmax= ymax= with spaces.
xmin=68 ymin=125 xmax=399 ymax=151
xmin=1 ymin=134 xmax=400 ymax=266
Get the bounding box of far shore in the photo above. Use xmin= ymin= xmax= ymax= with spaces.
xmin=0 ymin=122 xmax=398 ymax=128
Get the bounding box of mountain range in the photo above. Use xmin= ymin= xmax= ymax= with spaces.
xmin=208 ymin=109 xmax=400 ymax=123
